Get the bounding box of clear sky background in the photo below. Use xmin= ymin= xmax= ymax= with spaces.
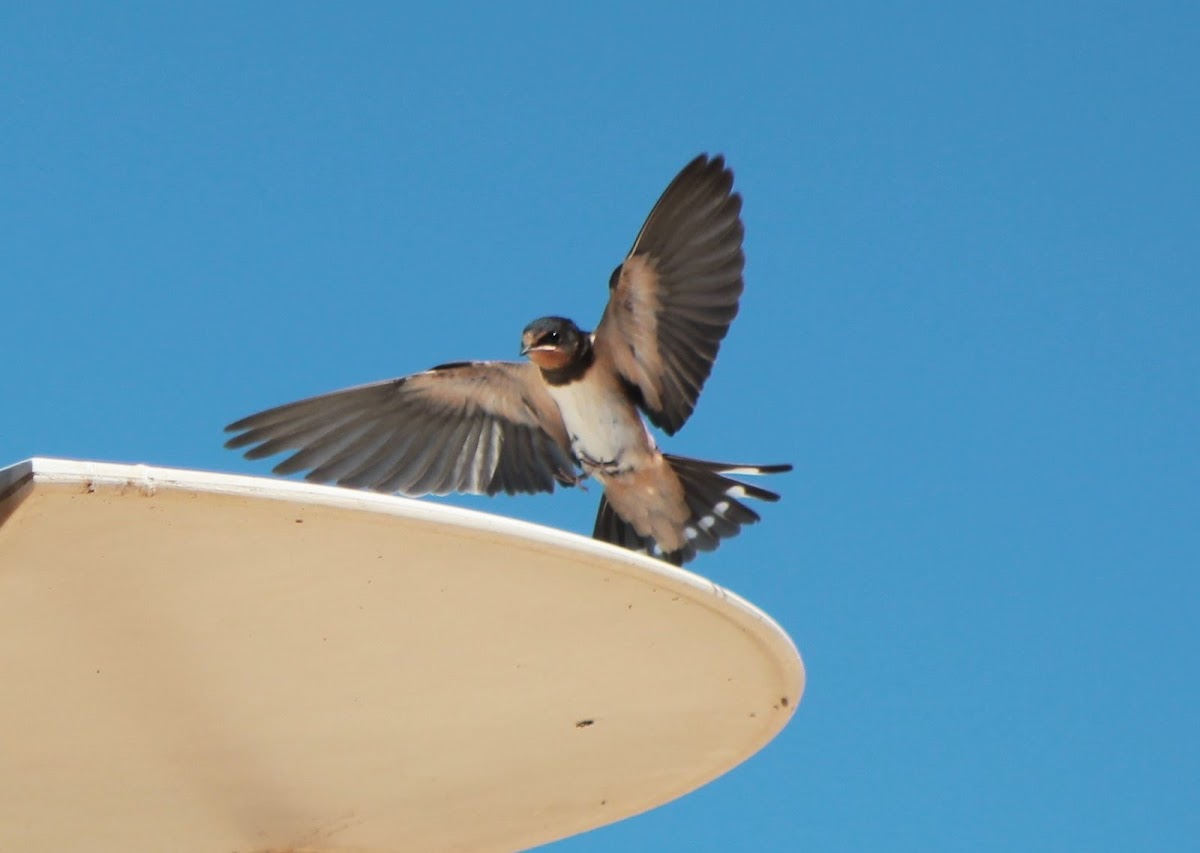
xmin=3 ymin=3 xmax=1197 ymax=850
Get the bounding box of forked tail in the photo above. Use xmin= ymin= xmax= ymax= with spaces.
xmin=593 ymin=454 xmax=792 ymax=565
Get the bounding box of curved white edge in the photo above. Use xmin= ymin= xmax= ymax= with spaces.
xmin=2 ymin=457 xmax=801 ymax=668
xmin=0 ymin=458 xmax=34 ymax=496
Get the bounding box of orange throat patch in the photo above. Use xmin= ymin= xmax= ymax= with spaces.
xmin=527 ymin=347 xmax=573 ymax=371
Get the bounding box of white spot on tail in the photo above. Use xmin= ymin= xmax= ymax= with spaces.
xmin=719 ymin=465 xmax=772 ymax=476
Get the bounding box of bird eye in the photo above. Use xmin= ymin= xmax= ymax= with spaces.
xmin=546 ymin=330 xmax=560 ymax=343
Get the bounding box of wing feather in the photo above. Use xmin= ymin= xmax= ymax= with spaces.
xmin=225 ymin=361 xmax=577 ymax=497
xmin=594 ymin=154 xmax=746 ymax=434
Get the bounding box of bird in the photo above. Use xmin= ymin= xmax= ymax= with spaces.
xmin=224 ymin=154 xmax=791 ymax=565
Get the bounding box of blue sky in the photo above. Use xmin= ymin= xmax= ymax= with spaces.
xmin=3 ymin=3 xmax=1197 ymax=850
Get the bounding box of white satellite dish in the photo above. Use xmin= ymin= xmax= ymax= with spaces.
xmin=0 ymin=458 xmax=802 ymax=852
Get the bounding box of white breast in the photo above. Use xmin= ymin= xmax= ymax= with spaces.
xmin=547 ymin=376 xmax=651 ymax=471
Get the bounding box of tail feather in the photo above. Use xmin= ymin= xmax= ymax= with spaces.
xmin=592 ymin=455 xmax=792 ymax=565
xmin=594 ymin=493 xmax=656 ymax=554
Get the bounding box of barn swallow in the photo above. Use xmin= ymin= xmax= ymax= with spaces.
xmin=225 ymin=154 xmax=791 ymax=564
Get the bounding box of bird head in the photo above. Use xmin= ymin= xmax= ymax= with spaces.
xmin=520 ymin=316 xmax=584 ymax=370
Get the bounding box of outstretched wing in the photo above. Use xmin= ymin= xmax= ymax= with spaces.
xmin=224 ymin=361 xmax=577 ymax=496
xmin=594 ymin=154 xmax=745 ymax=435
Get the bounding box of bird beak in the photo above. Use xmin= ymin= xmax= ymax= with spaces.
xmin=519 ymin=342 xmax=532 ymax=357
